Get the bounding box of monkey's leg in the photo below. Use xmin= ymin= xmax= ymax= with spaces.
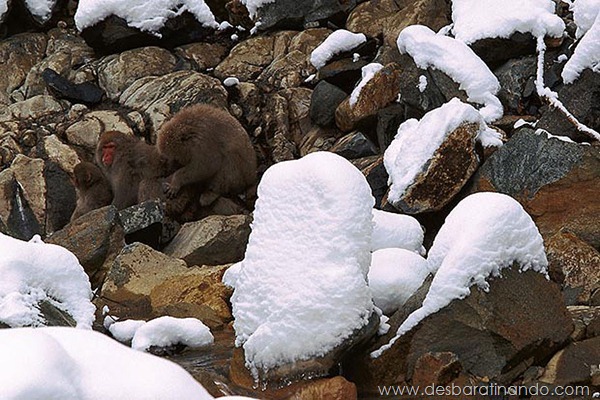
xmin=165 ymin=164 xmax=216 ymax=199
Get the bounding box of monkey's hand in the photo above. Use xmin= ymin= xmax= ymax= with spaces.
xmin=163 ymin=181 xmax=181 ymax=199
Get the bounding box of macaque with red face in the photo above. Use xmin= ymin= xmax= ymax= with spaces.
xmin=157 ymin=104 xmax=257 ymax=206
xmin=71 ymin=161 xmax=113 ymax=221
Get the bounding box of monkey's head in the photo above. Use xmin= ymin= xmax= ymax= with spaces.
xmin=73 ymin=161 xmax=104 ymax=189
xmin=96 ymin=131 xmax=130 ymax=168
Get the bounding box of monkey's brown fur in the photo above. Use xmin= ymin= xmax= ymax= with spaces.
xmin=157 ymin=104 xmax=257 ymax=205
xmin=71 ymin=161 xmax=113 ymax=221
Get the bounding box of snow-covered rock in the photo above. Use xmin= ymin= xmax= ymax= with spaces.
xmin=131 ymin=316 xmax=214 ymax=352
xmin=371 ymin=209 xmax=424 ymax=255
xmin=108 ymin=319 xmax=147 ymax=343
xmin=397 ymin=25 xmax=503 ymax=122
xmin=349 ymin=63 xmax=383 ymax=107
xmin=368 ymin=248 xmax=429 ymax=316
xmin=372 ymin=192 xmax=548 ymax=357
xmin=0 ymin=327 xmax=214 ymax=400
xmin=231 ymin=151 xmax=375 ymax=379
xmin=562 ymin=11 xmax=600 ymax=84
xmin=572 ymin=0 xmax=600 ymax=38
xmin=0 ymin=233 xmax=95 ymax=329
xmin=310 ymin=30 xmax=367 ymax=69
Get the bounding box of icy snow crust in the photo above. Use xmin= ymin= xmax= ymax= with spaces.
xmin=562 ymin=11 xmax=600 ymax=84
xmin=368 ymin=249 xmax=429 ymax=316
xmin=371 ymin=192 xmax=548 ymax=358
xmin=451 ymin=0 xmax=565 ymax=44
xmin=383 ymin=98 xmax=501 ymax=205
xmin=397 ymin=25 xmax=503 ymax=122
xmin=572 ymin=0 xmax=600 ymax=38
xmin=0 ymin=233 xmax=95 ymax=329
xmin=231 ymin=151 xmax=374 ymax=378
xmin=0 ymin=327 xmax=214 ymax=400
xmin=350 ymin=63 xmax=384 ymax=107
xmin=75 ymin=0 xmax=218 ymax=34
xmin=371 ymin=209 xmax=425 ymax=254
xmin=131 ymin=316 xmax=214 ymax=351
xmin=310 ymin=29 xmax=367 ymax=69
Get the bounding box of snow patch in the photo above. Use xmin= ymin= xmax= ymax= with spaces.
xmin=310 ymin=30 xmax=367 ymax=69
xmin=109 ymin=319 xmax=147 ymax=343
xmin=371 ymin=209 xmax=425 ymax=255
xmin=224 ymin=77 xmax=240 ymax=86
xmin=241 ymin=0 xmax=276 ymax=18
xmin=417 ymin=75 xmax=428 ymax=92
xmin=397 ymin=25 xmax=503 ymax=122
xmin=562 ymin=11 xmax=600 ymax=84
xmin=572 ymin=0 xmax=600 ymax=38
xmin=131 ymin=316 xmax=214 ymax=352
xmin=350 ymin=63 xmax=384 ymax=107
xmin=371 ymin=192 xmax=548 ymax=358
xmin=231 ymin=151 xmax=374 ymax=379
xmin=25 ymin=0 xmax=56 ymax=22
xmin=0 ymin=233 xmax=95 ymax=329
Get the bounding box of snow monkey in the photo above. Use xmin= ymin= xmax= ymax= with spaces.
xmin=157 ymin=104 xmax=257 ymax=206
xmin=70 ymin=161 xmax=113 ymax=221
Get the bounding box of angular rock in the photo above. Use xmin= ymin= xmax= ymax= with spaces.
xmin=214 ymin=35 xmax=276 ymax=82
xmin=388 ymin=123 xmax=480 ymax=214
xmin=310 ymin=80 xmax=348 ymax=127
xmin=568 ymin=306 xmax=600 ymax=341
xmin=118 ymin=200 xmax=165 ymax=249
xmin=163 ymin=214 xmax=252 ymax=267
xmin=345 ymin=268 xmax=573 ymax=393
xmin=279 ymin=87 xmax=313 ymax=147
xmin=0 ymin=95 xmax=66 ymax=122
xmin=39 ymin=134 xmax=80 ymax=176
xmin=411 ymin=352 xmax=462 ymax=387
xmin=47 ymin=206 xmax=125 ymax=289
xmin=298 ymin=126 xmax=338 ymax=156
xmin=316 ymin=58 xmax=369 ymax=94
xmin=248 ymin=0 xmax=358 ymax=31
xmin=258 ymin=50 xmax=312 ymax=91
xmin=346 ymin=0 xmax=402 ymax=40
xmin=472 ymin=129 xmax=600 ymax=248
xmin=43 ymin=160 xmax=77 ymax=234
xmin=547 ymin=232 xmax=600 ymax=305
xmin=540 ymin=337 xmax=600 ymax=386
xmin=65 ymin=110 xmax=134 ymax=150
xmin=174 ymin=42 xmax=228 ymax=71
xmin=150 ymin=264 xmax=233 ymax=325
xmin=470 ymin=32 xmax=537 ymax=69
xmin=335 ymin=63 xmax=403 ymax=132
xmin=352 ymin=155 xmax=388 ymax=209
xmin=494 ymin=55 xmax=537 ymax=115
xmin=331 ymin=131 xmax=378 ymax=160
xmin=41 ymin=68 xmax=104 ymax=105
xmin=119 ymin=70 xmax=228 ymax=134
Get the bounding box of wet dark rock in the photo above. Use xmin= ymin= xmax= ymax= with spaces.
xmin=316 ymin=58 xmax=369 ymax=93
xmin=42 ymin=68 xmax=104 ymax=105
xmin=470 ymin=32 xmax=537 ymax=70
xmin=494 ymin=55 xmax=537 ymax=114
xmin=310 ymin=80 xmax=348 ymax=127
xmin=352 ymin=156 xmax=388 ymax=209
xmin=331 ymin=131 xmax=378 ymax=160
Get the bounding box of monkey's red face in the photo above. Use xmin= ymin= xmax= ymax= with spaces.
xmin=102 ymin=142 xmax=116 ymax=166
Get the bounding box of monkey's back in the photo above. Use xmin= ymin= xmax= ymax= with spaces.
xmin=157 ymin=104 xmax=257 ymax=194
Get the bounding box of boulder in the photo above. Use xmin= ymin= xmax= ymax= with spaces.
xmin=174 ymin=42 xmax=228 ymax=71
xmin=331 ymin=131 xmax=378 ymax=160
xmin=472 ymin=129 xmax=600 ymax=248
xmin=568 ymin=306 xmax=600 ymax=341
xmin=41 ymin=68 xmax=104 ymax=105
xmin=163 ymin=214 xmax=252 ymax=267
xmin=345 ymin=268 xmax=573 ymax=394
xmin=118 ymin=200 xmax=167 ymax=249
xmin=65 ymin=110 xmax=134 ymax=151
xmin=47 ymin=206 xmax=125 ymax=289
xmin=310 ymin=80 xmax=348 ymax=127
xmin=540 ymin=337 xmax=600 ymax=386
xmin=494 ymin=55 xmax=537 ymax=115
xmin=214 ymin=35 xmax=276 ymax=82
xmin=469 ymin=32 xmax=537 ymax=69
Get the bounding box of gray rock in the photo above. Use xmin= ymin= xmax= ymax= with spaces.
xmin=331 ymin=131 xmax=377 ymax=159
xmin=310 ymin=80 xmax=348 ymax=127
xmin=494 ymin=55 xmax=537 ymax=114
xmin=118 ymin=200 xmax=166 ymax=249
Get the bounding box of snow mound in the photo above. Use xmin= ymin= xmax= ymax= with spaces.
xmin=350 ymin=63 xmax=384 ymax=107
xmin=383 ymin=98 xmax=501 ymax=204
xmin=223 ymin=261 xmax=242 ymax=289
xmin=572 ymin=0 xmax=600 ymax=38
xmin=368 ymin=248 xmax=429 ymax=316
xmin=310 ymin=30 xmax=367 ymax=69
xmin=131 ymin=316 xmax=214 ymax=352
xmin=397 ymin=25 xmax=503 ymax=122
xmin=0 ymin=233 xmax=95 ymax=329
xmin=231 ymin=151 xmax=375 ymax=379
xmin=75 ymin=0 xmax=218 ymax=35
xmin=371 ymin=192 xmax=547 ymax=358
xmin=24 ymin=0 xmax=57 ymax=23
xmin=0 ymin=327 xmax=213 ymax=400
xmin=371 ymin=209 xmax=425 ymax=255
xmin=451 ymin=0 xmax=564 ymax=44
xmin=108 ymin=319 xmax=147 ymax=343
xmin=562 ymin=11 xmax=600 ymax=84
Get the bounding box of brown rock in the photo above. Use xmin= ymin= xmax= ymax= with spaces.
xmin=163 ymin=214 xmax=252 ymax=267
xmin=10 ymin=155 xmax=46 ymax=227
xmin=352 ymin=155 xmax=388 ymax=209
xmin=547 ymin=231 xmax=600 ymax=305
xmin=387 ymin=123 xmax=480 ymax=214
xmin=335 ymin=63 xmax=403 ymax=132
xmin=150 ymin=264 xmax=233 ymax=325
xmin=568 ymin=306 xmax=600 ymax=341
xmin=298 ymin=126 xmax=338 ymax=156
xmin=411 ymin=352 xmax=462 ymax=387
xmin=279 ymin=87 xmax=313 ymax=147
xmin=174 ymin=42 xmax=228 ymax=71
xmin=346 ymin=0 xmax=401 ymax=39
xmin=288 ymin=376 xmax=357 ymax=400
xmin=214 ymin=35 xmax=276 ymax=82
xmin=47 ymin=206 xmax=125 ymax=289
xmin=65 ymin=110 xmax=134 ymax=150
xmin=345 ymin=268 xmax=573 ymax=395
xmin=540 ymin=337 xmax=600 ymax=386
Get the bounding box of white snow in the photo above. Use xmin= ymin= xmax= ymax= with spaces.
xmin=222 ymin=261 xmax=242 ymax=289
xmin=310 ymin=30 xmax=367 ymax=69
xmin=371 ymin=209 xmax=425 ymax=255
xmin=24 ymin=0 xmax=56 ymax=22
xmin=224 ymin=77 xmax=240 ymax=86
xmin=109 ymin=319 xmax=147 ymax=343
xmin=240 ymin=0 xmax=276 ymax=19
xmin=131 ymin=316 xmax=214 ymax=352
xmin=572 ymin=0 xmax=600 ymax=38
xmin=368 ymin=248 xmax=429 ymax=316
xmin=75 ymin=0 xmax=219 ymax=35
xmin=383 ymin=98 xmax=502 ymax=205
xmin=0 ymin=327 xmax=214 ymax=400
xmin=397 ymin=25 xmax=503 ymax=122
xmin=231 ymin=151 xmax=374 ymax=379
xmin=0 ymin=0 xmax=9 ymax=20
xmin=349 ymin=63 xmax=384 ymax=107
xmin=451 ymin=0 xmax=564 ymax=44
xmin=371 ymin=192 xmax=548 ymax=358
xmin=0 ymin=233 xmax=95 ymax=329
xmin=562 ymin=11 xmax=600 ymax=84
xmin=535 ymin=128 xmax=577 ymax=143
xmin=417 ymin=75 xmax=428 ymax=92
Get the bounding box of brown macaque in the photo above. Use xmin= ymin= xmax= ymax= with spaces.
xmin=95 ymin=131 xmax=166 ymax=210
xmin=71 ymin=161 xmax=113 ymax=221
xmin=157 ymin=104 xmax=257 ymax=206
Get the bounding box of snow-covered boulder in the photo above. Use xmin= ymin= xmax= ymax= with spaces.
xmin=131 ymin=316 xmax=214 ymax=352
xmin=562 ymin=11 xmax=600 ymax=84
xmin=571 ymin=0 xmax=600 ymax=39
xmin=0 ymin=233 xmax=95 ymax=329
xmin=310 ymin=30 xmax=366 ymax=69
xmin=231 ymin=151 xmax=375 ymax=382
xmin=368 ymin=248 xmax=429 ymax=316
xmin=372 ymin=192 xmax=548 ymax=357
xmin=383 ymin=98 xmax=501 ymax=213
xmin=371 ymin=209 xmax=424 ymax=254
